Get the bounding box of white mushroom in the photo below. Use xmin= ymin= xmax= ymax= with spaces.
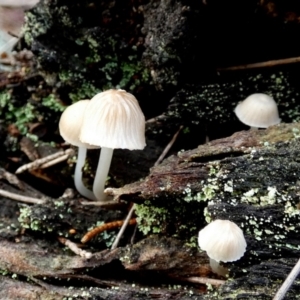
xmin=59 ymin=100 xmax=98 ymax=201
xmin=80 ymin=89 xmax=146 ymax=202
xmin=198 ymin=219 xmax=247 ymax=276
xmin=234 ymin=93 xmax=280 ymax=129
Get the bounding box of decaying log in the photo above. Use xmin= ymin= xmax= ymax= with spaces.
xmin=1 ymin=123 xmax=300 ymax=298
xmin=106 ymin=122 xmax=300 ymax=298
xmin=0 ymin=236 xmax=211 ymax=299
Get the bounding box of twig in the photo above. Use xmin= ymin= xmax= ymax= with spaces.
xmin=0 ymin=188 xmax=45 ymax=204
xmin=154 ymin=125 xmax=183 ymax=166
xmin=111 ymin=205 xmax=136 ymax=250
xmin=0 ymin=167 xmax=24 ymax=189
xmin=40 ymin=153 xmax=71 ymax=169
xmin=130 ymin=222 xmax=138 ymax=245
xmin=58 ymin=237 xmax=92 ymax=259
xmin=80 ymin=199 xmax=121 ymax=207
xmin=81 ymin=219 xmax=137 ymax=244
xmin=273 ymin=258 xmax=300 ymax=300
xmin=15 ymin=148 xmax=74 ymax=174
xmin=173 ymin=276 xmax=225 ymax=287
xmin=216 ymin=56 xmax=300 ymax=72
xmin=146 ymin=113 xmax=166 ymax=124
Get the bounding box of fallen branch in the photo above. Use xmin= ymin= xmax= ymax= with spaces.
xmin=217 ymin=56 xmax=300 ymax=72
xmin=58 ymin=237 xmax=92 ymax=259
xmin=173 ymin=275 xmax=225 ymax=287
xmin=111 ymin=205 xmax=136 ymax=250
xmin=15 ymin=148 xmax=74 ymax=174
xmin=40 ymin=153 xmax=71 ymax=168
xmin=0 ymin=188 xmax=45 ymax=204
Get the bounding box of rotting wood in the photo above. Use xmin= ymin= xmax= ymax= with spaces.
xmin=106 ymin=122 xmax=300 ymax=299
xmin=1 ymin=124 xmax=300 ymax=298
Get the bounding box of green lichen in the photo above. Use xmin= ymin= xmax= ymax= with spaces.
xmin=18 ymin=202 xmax=76 ymax=236
xmin=18 ymin=206 xmax=45 ymax=232
xmin=135 ymin=201 xmax=170 ymax=235
xmin=18 ymin=207 xmax=32 ymax=229
xmin=134 ymin=134 xmax=300 ymax=267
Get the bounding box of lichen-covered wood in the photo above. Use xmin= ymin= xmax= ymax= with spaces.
xmin=107 ymin=123 xmax=300 ymax=298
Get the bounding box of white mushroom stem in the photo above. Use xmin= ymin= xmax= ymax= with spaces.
xmin=93 ymin=147 xmax=114 ymax=202
xmin=209 ymin=258 xmax=229 ymax=277
xmin=74 ymin=147 xmax=96 ymax=201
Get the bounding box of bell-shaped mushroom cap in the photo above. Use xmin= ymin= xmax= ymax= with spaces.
xmin=234 ymin=93 xmax=280 ymax=128
xmin=80 ymin=89 xmax=146 ymax=150
xmin=198 ymin=219 xmax=247 ymax=263
xmin=59 ymin=100 xmax=98 ymax=149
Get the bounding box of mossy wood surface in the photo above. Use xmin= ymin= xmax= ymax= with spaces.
xmin=108 ymin=123 xmax=300 ymax=299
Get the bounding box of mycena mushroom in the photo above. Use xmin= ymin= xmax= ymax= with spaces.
xmin=198 ymin=219 xmax=247 ymax=276
xmin=80 ymin=89 xmax=146 ymax=202
xmin=59 ymin=100 xmax=98 ymax=201
xmin=234 ymin=93 xmax=280 ymax=129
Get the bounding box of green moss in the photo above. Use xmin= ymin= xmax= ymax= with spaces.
xmin=0 ymin=91 xmax=35 ymax=135
xmin=23 ymin=11 xmax=49 ymax=45
xmin=68 ymin=82 xmax=100 ymax=102
xmin=23 ymin=1 xmax=152 ymax=105
xmin=135 ymin=201 xmax=170 ymax=235
xmin=42 ymin=94 xmax=65 ymax=112
xmin=0 ymin=89 xmax=64 ymax=139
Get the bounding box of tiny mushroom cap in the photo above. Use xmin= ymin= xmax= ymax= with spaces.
xmin=198 ymin=219 xmax=247 ymax=263
xmin=80 ymin=89 xmax=146 ymax=150
xmin=59 ymin=99 xmax=98 ymax=149
xmin=59 ymin=100 xmax=98 ymax=201
xmin=234 ymin=93 xmax=280 ymax=128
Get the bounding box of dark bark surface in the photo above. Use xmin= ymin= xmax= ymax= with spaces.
xmin=108 ymin=123 xmax=300 ymax=299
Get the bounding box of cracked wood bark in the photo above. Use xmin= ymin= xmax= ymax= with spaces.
xmin=107 ymin=122 xmax=300 ymax=299
xmin=0 ymin=170 xmax=208 ymax=299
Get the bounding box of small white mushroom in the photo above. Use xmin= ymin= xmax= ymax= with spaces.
xmin=59 ymin=100 xmax=98 ymax=201
xmin=80 ymin=89 xmax=146 ymax=202
xmin=234 ymin=93 xmax=280 ymax=129
xmin=198 ymin=219 xmax=247 ymax=276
